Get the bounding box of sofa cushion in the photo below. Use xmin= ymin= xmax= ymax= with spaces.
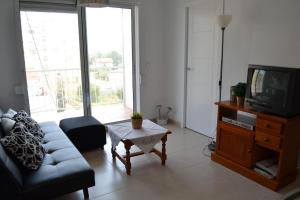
xmin=0 ymin=123 xmax=45 ymax=170
xmin=2 ymin=108 xmax=17 ymax=119
xmin=13 ymin=110 xmax=44 ymax=142
xmin=0 ymin=125 xmax=23 ymax=198
xmin=21 ymin=122 xmax=95 ymax=199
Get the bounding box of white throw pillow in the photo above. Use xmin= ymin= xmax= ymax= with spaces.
xmin=0 ymin=108 xmax=3 ymax=123
xmin=1 ymin=117 xmax=16 ymax=136
xmin=1 ymin=109 xmax=17 ymax=132
xmin=2 ymin=108 xmax=17 ymax=119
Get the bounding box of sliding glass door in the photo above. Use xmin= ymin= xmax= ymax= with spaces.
xmin=20 ymin=5 xmax=136 ymax=123
xmin=21 ymin=11 xmax=83 ymax=122
xmin=85 ymin=7 xmax=133 ymax=123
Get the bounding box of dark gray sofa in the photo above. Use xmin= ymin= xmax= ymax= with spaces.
xmin=0 ymin=121 xmax=95 ymax=200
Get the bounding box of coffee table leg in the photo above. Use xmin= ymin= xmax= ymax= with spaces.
xmin=161 ymin=134 xmax=167 ymax=165
xmin=124 ymin=141 xmax=132 ymax=175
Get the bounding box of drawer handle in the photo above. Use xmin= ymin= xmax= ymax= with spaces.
xmin=264 ymin=138 xmax=270 ymax=142
xmin=247 ymin=149 xmax=252 ymax=153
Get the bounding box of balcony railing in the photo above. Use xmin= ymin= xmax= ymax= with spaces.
xmin=26 ymin=67 xmax=125 ymax=117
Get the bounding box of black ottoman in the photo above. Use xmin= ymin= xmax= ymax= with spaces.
xmin=59 ymin=116 xmax=106 ymax=151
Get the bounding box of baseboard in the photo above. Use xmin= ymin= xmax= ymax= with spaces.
xmin=168 ymin=118 xmax=181 ymax=126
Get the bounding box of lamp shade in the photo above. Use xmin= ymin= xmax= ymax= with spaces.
xmin=77 ymin=0 xmax=109 ymax=7
xmin=217 ymin=15 xmax=232 ymax=28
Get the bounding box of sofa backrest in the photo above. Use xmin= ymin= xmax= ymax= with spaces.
xmin=0 ymin=126 xmax=23 ymax=197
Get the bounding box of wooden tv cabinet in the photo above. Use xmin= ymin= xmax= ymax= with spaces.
xmin=211 ymin=101 xmax=300 ymax=191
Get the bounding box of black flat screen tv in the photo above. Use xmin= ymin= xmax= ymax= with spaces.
xmin=245 ymin=65 xmax=300 ymax=117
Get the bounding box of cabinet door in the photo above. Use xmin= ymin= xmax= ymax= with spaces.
xmin=216 ymin=123 xmax=254 ymax=168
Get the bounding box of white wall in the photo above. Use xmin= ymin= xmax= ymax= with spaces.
xmin=2 ymin=0 xmax=300 ymax=125
xmin=222 ymin=0 xmax=300 ymax=101
xmin=0 ymin=0 xmax=27 ymax=111
xmin=163 ymin=0 xmax=187 ymax=125
xmin=0 ymin=0 xmax=167 ymax=119
xmin=137 ymin=0 xmax=167 ymax=118
xmin=164 ymin=0 xmax=300 ymax=129
xmin=248 ymin=0 xmax=300 ymax=67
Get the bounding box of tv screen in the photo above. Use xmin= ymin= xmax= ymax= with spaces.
xmin=246 ymin=65 xmax=300 ymax=117
xmin=250 ymin=69 xmax=289 ymax=108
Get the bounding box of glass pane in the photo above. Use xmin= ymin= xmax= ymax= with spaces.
xmin=251 ymin=69 xmax=288 ymax=106
xmin=86 ymin=7 xmax=133 ymax=123
xmin=21 ymin=11 xmax=83 ymax=122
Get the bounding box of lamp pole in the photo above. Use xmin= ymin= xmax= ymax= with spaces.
xmin=219 ymin=27 xmax=225 ymax=102
xmin=209 ymin=0 xmax=232 ymax=152
xmin=217 ymin=0 xmax=231 ymax=102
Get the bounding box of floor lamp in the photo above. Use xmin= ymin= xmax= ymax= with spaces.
xmin=208 ymin=1 xmax=232 ymax=152
xmin=217 ymin=0 xmax=232 ymax=102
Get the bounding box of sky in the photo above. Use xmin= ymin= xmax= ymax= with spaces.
xmin=86 ymin=7 xmax=132 ymax=55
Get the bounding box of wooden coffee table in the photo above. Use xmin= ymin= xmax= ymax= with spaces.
xmin=108 ymin=120 xmax=171 ymax=175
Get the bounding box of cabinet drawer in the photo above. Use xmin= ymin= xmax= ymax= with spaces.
xmin=256 ymin=118 xmax=282 ymax=135
xmin=255 ymin=132 xmax=281 ymax=150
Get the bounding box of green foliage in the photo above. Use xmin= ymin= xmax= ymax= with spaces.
xmin=56 ymin=74 xmax=66 ymax=112
xmin=93 ymin=68 xmax=109 ymax=80
xmin=97 ymin=90 xmax=123 ymax=105
xmin=234 ymin=82 xmax=247 ymax=97
xmin=116 ymin=89 xmax=123 ymax=100
xmin=109 ymin=51 xmax=122 ymax=67
xmin=131 ymin=112 xmax=143 ymax=119
xmin=90 ymin=83 xmax=101 ymax=103
xmin=66 ymin=83 xmax=82 ymax=108
xmin=75 ymin=84 xmax=124 ymax=105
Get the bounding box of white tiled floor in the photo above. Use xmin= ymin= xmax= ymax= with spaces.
xmin=55 ymin=124 xmax=300 ymax=200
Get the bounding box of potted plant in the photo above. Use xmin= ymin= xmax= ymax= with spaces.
xmin=234 ymin=82 xmax=247 ymax=106
xmin=131 ymin=112 xmax=143 ymax=129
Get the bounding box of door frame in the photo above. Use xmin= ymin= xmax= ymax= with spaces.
xmin=79 ymin=4 xmax=139 ymax=117
xmin=183 ymin=7 xmax=189 ymax=128
xmin=18 ymin=2 xmax=140 ymax=122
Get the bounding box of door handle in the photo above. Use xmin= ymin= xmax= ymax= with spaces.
xmin=186 ymin=67 xmax=193 ymax=71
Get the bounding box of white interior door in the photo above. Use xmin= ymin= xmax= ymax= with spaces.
xmin=186 ymin=1 xmax=218 ymax=137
